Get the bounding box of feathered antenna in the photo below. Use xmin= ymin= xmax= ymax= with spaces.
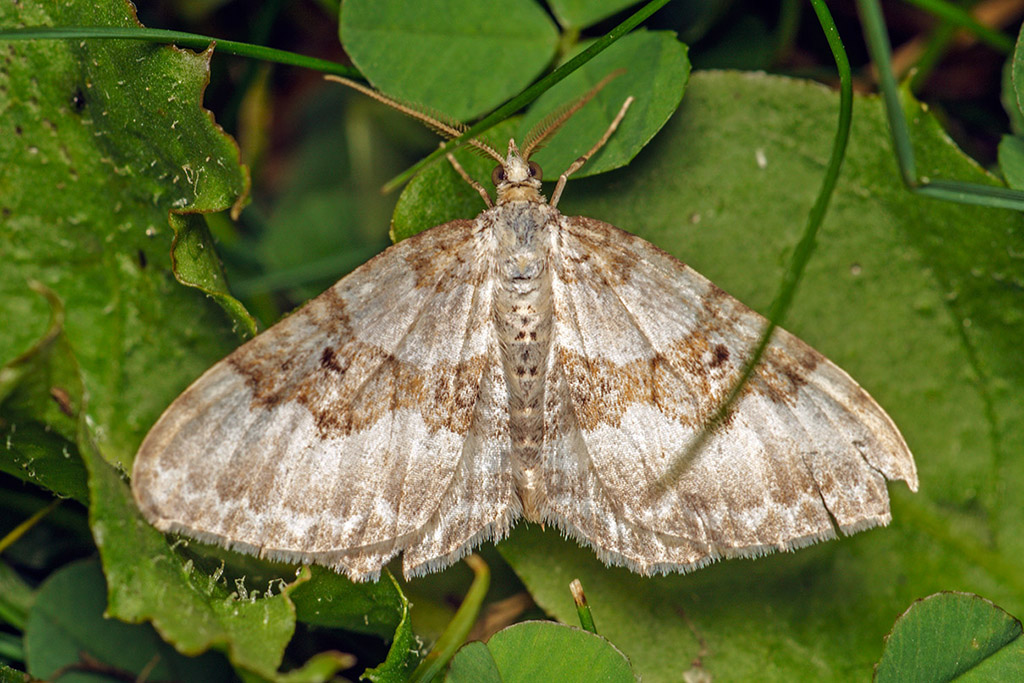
xmin=324 ymin=75 xmax=505 ymax=165
xmin=520 ymin=69 xmax=625 ymax=160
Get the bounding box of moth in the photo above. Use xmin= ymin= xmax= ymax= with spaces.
xmin=131 ymin=76 xmax=917 ymax=582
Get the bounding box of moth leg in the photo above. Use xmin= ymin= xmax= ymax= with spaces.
xmin=550 ymin=96 xmax=634 ymax=208
xmin=446 ymin=152 xmax=493 ymax=208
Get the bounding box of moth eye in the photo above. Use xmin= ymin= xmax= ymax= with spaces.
xmin=491 ymin=166 xmax=506 ymax=186
xmin=528 ymin=161 xmax=542 ymax=180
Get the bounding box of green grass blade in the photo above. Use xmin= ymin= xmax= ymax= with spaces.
xmin=0 ymin=26 xmax=359 ymax=76
xmin=857 ymin=0 xmax=1024 ymax=211
xmin=901 ymin=0 xmax=1013 ymax=53
xmin=858 ymin=0 xmax=917 ymax=186
xmin=570 ymin=580 xmax=598 ymax=634
xmin=408 ymin=555 xmax=491 ymax=683
xmin=659 ymin=0 xmax=854 ymax=486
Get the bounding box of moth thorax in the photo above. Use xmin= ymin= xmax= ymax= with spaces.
xmin=497 ymin=185 xmax=544 ymax=204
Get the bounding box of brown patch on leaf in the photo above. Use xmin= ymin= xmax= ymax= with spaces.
xmin=49 ymin=386 xmax=74 ymax=416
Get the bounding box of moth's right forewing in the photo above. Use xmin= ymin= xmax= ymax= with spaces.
xmin=131 ymin=219 xmax=515 ymax=581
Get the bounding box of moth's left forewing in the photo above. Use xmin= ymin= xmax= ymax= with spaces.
xmin=543 ymin=215 xmax=917 ymax=572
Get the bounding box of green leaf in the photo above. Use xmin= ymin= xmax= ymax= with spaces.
xmin=340 ymin=0 xmax=559 ymax=121
xmin=0 ymin=422 xmax=87 ymax=503
xmin=390 ymin=31 xmax=688 ymax=239
xmin=548 ymin=0 xmax=642 ymax=30
xmin=25 ymin=559 xmax=231 ymax=682
xmin=495 ymin=70 xmax=1024 ymax=680
xmin=1012 ymin=19 xmax=1024 ymax=127
xmin=259 ymin=651 xmax=358 ymax=683
xmin=0 ymin=285 xmax=88 ymax=502
xmin=517 ymin=29 xmax=689 ymax=179
xmin=998 ymin=135 xmax=1024 ymax=190
xmin=363 ymin=573 xmax=421 ymax=683
xmin=81 ymin=437 xmax=349 ymax=682
xmin=0 ymin=0 xmax=249 ymax=472
xmin=169 ymin=213 xmax=258 ymax=338
xmin=0 ymin=562 xmax=36 ymax=631
xmin=391 ymin=120 xmax=519 ymax=242
xmin=1003 ymin=39 xmax=1024 ymax=136
xmin=446 ymin=621 xmax=635 ymax=682
xmin=0 ymin=665 xmax=28 ymax=683
xmin=445 ymin=641 xmax=501 ymax=681
xmin=290 ymin=565 xmax=406 ymax=639
xmin=875 ymin=592 xmax=1023 ymax=682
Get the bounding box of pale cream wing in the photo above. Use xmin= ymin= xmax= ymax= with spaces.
xmin=541 ymin=216 xmax=917 ymax=574
xmin=131 ymin=219 xmax=516 ymax=581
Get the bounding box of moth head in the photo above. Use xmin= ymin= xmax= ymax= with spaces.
xmin=492 ymin=139 xmax=544 ymax=204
